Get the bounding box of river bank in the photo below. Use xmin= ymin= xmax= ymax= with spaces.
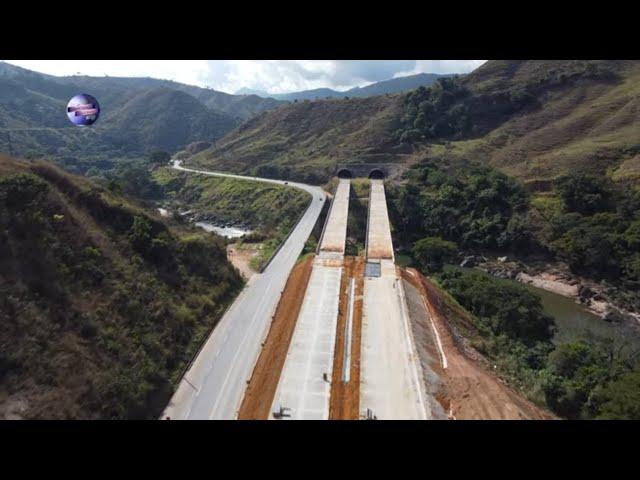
xmin=469 ymin=255 xmax=640 ymax=327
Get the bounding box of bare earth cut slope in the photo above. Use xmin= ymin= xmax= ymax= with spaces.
xmin=402 ymin=268 xmax=553 ymax=420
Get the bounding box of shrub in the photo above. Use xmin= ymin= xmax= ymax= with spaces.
xmin=412 ymin=236 xmax=458 ymax=273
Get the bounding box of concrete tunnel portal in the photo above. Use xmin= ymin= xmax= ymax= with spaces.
xmin=368 ymin=169 xmax=385 ymax=180
xmin=337 ymin=169 xmax=353 ymax=179
xmin=336 ymin=168 xmax=386 ymax=179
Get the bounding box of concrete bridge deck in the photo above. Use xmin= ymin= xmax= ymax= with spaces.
xmin=318 ymin=179 xmax=350 ymax=256
xmin=271 ymin=179 xmax=350 ymax=419
xmin=365 ymin=179 xmax=394 ymax=261
xmin=269 ymin=263 xmax=342 ymax=419
xmin=360 ymin=260 xmax=429 ymax=419
xmin=360 ymin=180 xmax=429 ymax=419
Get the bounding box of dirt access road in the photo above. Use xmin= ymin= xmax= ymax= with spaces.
xmin=227 ymin=244 xmax=258 ymax=281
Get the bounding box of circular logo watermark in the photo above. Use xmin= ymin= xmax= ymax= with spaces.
xmin=66 ymin=93 xmax=100 ymax=126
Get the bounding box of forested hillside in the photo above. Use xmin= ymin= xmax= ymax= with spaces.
xmin=0 ymin=155 xmax=243 ymax=419
xmin=0 ymin=62 xmax=284 ymax=175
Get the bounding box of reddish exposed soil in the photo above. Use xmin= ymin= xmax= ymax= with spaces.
xmin=237 ymin=255 xmax=314 ymax=419
xmin=402 ymin=268 xmax=554 ymax=420
xmin=329 ymin=256 xmax=364 ymax=420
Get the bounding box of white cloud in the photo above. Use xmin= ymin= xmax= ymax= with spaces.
xmin=389 ymin=60 xmax=488 ymax=85
xmin=3 ymin=60 xmax=487 ymax=94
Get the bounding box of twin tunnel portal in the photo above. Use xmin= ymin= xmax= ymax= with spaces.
xmin=270 ymin=167 xmax=429 ymax=420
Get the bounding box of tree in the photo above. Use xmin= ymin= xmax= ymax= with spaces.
xmin=147 ymin=150 xmax=171 ymax=166
xmin=543 ymin=341 xmax=609 ymax=419
xmin=412 ymin=236 xmax=457 ymax=273
xmin=555 ymin=173 xmax=612 ymax=215
xmin=438 ymin=268 xmax=555 ymax=344
xmin=128 ymin=216 xmax=153 ymax=255
xmin=591 ymin=367 xmax=640 ymax=419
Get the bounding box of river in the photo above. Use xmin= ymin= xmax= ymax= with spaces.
xmin=523 ymin=282 xmax=640 ymax=350
xmin=195 ymin=221 xmax=252 ymax=239
xmin=455 ymin=265 xmax=640 ymax=350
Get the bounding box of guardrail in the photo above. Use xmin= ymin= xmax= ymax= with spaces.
xmin=259 ymin=188 xmax=315 ymax=273
xmin=315 ymin=186 xmax=336 ymax=255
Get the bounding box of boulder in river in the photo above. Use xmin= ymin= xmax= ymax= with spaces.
xmin=578 ymin=285 xmax=596 ymax=303
xmin=460 ymin=255 xmax=481 ymax=268
xmin=603 ymin=307 xmax=624 ymax=323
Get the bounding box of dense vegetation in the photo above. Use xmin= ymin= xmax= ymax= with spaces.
xmin=395 ymin=78 xmax=475 ymax=143
xmin=437 ymin=267 xmax=640 ymax=419
xmin=546 ymin=174 xmax=640 ymax=290
xmin=389 ymin=158 xmax=532 ymax=252
xmin=0 ymin=156 xmax=243 ymax=419
xmin=412 ymin=236 xmax=457 ymax=273
xmin=397 ymin=158 xmax=640 ymax=418
xmin=152 ymin=167 xmax=310 ymax=270
xmin=394 ymin=62 xmax=622 ymax=145
xmin=390 ymin=157 xmax=640 ymax=307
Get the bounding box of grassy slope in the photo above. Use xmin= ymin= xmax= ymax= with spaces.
xmin=153 ymin=167 xmax=310 ymax=270
xmin=186 ymin=95 xmax=412 ymax=182
xmin=154 ymin=167 xmax=310 ymax=231
xmin=185 ymin=60 xmax=640 ymax=188
xmin=435 ymin=60 xmax=640 ymax=186
xmin=0 ymin=155 xmax=244 ymax=419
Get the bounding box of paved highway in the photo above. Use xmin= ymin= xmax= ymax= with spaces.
xmin=162 ymin=161 xmax=327 ymax=419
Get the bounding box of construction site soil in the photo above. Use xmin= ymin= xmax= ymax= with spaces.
xmin=329 ymin=256 xmax=364 ymax=419
xmin=237 ymin=255 xmax=314 ymax=419
xmin=402 ymin=268 xmax=554 ymax=420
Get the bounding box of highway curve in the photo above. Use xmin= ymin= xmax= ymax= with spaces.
xmin=162 ymin=161 xmax=327 ymax=419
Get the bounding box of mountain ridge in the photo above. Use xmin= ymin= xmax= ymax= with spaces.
xmin=235 ymin=73 xmax=455 ymax=101
xmin=188 ymin=60 xmax=640 ymax=187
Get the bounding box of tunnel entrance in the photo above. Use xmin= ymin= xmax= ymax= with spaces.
xmin=368 ymin=169 xmax=385 ymax=180
xmin=337 ymin=169 xmax=353 ymax=179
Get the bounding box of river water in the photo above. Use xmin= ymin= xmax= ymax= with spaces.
xmin=456 ymin=265 xmax=640 ymax=350
xmin=522 ymin=283 xmax=640 ymax=350
xmin=195 ymin=221 xmax=252 ymax=239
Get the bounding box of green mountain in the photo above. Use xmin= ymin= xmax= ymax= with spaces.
xmin=186 ymin=94 xmax=407 ymax=183
xmin=0 ymin=62 xmax=284 ymax=174
xmin=65 ymin=73 xmax=284 ymax=120
xmin=235 ymin=73 xmax=454 ymax=101
xmin=98 ymin=87 xmax=238 ymax=153
xmin=0 ymin=154 xmax=245 ymax=419
xmin=188 ymin=60 xmax=640 ymax=187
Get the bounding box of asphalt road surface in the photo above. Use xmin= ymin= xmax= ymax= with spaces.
xmin=162 ymin=161 xmax=327 ymax=419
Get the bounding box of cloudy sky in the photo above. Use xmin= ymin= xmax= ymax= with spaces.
xmin=4 ymin=60 xmax=486 ymax=94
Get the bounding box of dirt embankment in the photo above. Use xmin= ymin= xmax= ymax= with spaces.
xmin=227 ymin=244 xmax=258 ymax=281
xmin=329 ymin=256 xmax=364 ymax=420
xmin=237 ymin=255 xmax=314 ymax=419
xmin=402 ymin=268 xmax=554 ymax=420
